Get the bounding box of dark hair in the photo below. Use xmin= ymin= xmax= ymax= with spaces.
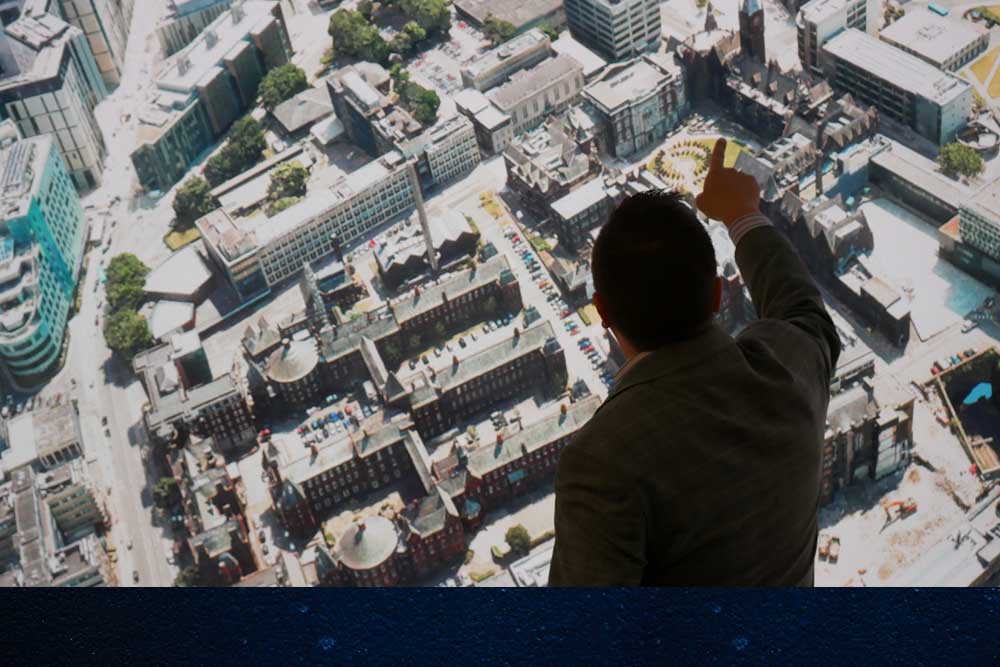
xmin=591 ymin=190 xmax=717 ymax=351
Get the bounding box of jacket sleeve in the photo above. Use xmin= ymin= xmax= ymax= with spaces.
xmin=733 ymin=217 xmax=842 ymax=381
xmin=548 ymin=428 xmax=647 ymax=586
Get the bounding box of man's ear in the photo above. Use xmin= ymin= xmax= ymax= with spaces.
xmin=712 ymin=276 xmax=723 ymax=315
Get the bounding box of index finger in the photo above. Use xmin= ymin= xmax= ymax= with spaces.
xmin=709 ymin=138 xmax=727 ymax=175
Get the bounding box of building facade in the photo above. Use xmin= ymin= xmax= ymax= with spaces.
xmin=822 ymin=29 xmax=971 ymax=145
xmin=563 ymin=0 xmax=661 ymax=62
xmin=156 ymin=0 xmax=234 ymax=57
xmin=582 ymin=53 xmax=688 ymax=158
xmin=131 ymin=0 xmax=292 ymax=192
xmin=796 ymin=0 xmax=874 ymax=75
xmin=460 ymin=29 xmax=552 ymax=92
xmin=50 ymin=0 xmax=135 ymax=88
xmin=36 ymin=458 xmax=106 ymax=540
xmin=0 ymin=12 xmax=107 ymax=189
xmin=821 ymin=382 xmax=914 ymax=504
xmin=958 ymin=186 xmax=1000 ymax=262
xmin=0 ymin=134 xmax=87 ymax=386
xmin=486 ymin=55 xmax=584 ymax=136
xmin=738 ymin=0 xmax=766 ymax=64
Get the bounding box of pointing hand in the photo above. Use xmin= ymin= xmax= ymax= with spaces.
xmin=695 ymin=139 xmax=761 ymax=227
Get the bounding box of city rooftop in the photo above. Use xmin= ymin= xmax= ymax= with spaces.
xmin=823 ymin=29 xmax=970 ymax=104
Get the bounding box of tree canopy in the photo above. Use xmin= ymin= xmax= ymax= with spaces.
xmin=483 ymin=13 xmax=516 ymax=44
xmin=105 ymin=253 xmax=149 ymax=313
xmin=174 ymin=567 xmax=200 ymax=587
xmin=268 ymin=161 xmax=309 ymax=200
xmin=393 ymin=69 xmax=439 ymax=125
xmin=328 ymin=9 xmax=389 ymax=63
xmin=104 ymin=309 xmax=152 ymax=360
xmin=258 ymin=63 xmax=309 ymax=111
xmin=505 ymin=524 xmax=531 ymax=556
xmin=204 ymin=116 xmax=267 ymax=186
xmin=400 ymin=0 xmax=451 ymax=37
xmin=938 ymin=142 xmax=983 ymax=179
xmin=390 ymin=20 xmax=428 ymax=55
xmin=172 ymin=176 xmax=217 ymax=229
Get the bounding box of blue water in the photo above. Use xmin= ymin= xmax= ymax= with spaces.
xmin=964 ymin=382 xmax=993 ymax=406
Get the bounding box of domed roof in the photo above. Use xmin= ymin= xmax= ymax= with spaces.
xmin=335 ymin=516 xmax=398 ymax=571
xmin=266 ymin=338 xmax=319 ymax=384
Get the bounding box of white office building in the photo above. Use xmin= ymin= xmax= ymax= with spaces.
xmin=564 ymin=0 xmax=661 ymax=62
xmin=822 ymin=29 xmax=972 ymax=145
xmin=879 ymin=7 xmax=988 ymax=72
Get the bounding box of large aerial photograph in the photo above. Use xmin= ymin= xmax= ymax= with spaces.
xmin=0 ymin=0 xmax=999 ymax=588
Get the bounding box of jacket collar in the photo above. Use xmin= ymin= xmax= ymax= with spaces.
xmin=606 ymin=321 xmax=735 ymax=405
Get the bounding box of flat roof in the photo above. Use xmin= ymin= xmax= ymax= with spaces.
xmin=879 ymin=8 xmax=986 ymax=67
xmin=157 ymin=1 xmax=277 ymax=93
xmin=870 ymin=137 xmax=973 ymax=209
xmin=1 ymin=414 xmax=36 ymax=473
xmin=823 ymin=29 xmax=970 ymax=104
xmin=462 ymin=29 xmax=548 ymax=79
xmin=550 ymin=177 xmax=608 ymax=220
xmin=800 ymin=0 xmax=859 ymax=24
xmin=487 ymin=55 xmax=581 ymax=111
xmin=551 ymin=31 xmax=607 ymax=79
xmin=584 ymin=55 xmax=679 ymax=112
xmin=966 ymin=178 xmax=1000 ymax=221
xmin=145 ymin=246 xmax=213 ymax=298
xmin=249 ymin=157 xmax=396 ymax=247
xmin=150 ymin=300 xmax=196 ymax=340
xmin=454 ymin=0 xmax=563 ymax=29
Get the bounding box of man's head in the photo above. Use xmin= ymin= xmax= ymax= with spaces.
xmin=591 ymin=190 xmax=721 ymax=354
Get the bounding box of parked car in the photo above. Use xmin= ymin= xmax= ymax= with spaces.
xmin=422 ymin=354 xmax=429 ymax=364
xmin=409 ymin=359 xmax=418 ymax=370
xmin=132 ymin=570 xmax=140 ymax=584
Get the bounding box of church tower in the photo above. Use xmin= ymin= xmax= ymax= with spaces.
xmin=738 ymin=0 xmax=766 ymax=63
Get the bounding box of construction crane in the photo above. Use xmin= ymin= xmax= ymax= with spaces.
xmin=881 ymin=497 xmax=918 ymax=528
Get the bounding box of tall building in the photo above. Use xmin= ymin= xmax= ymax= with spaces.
xmin=0 ymin=10 xmax=107 ymax=189
xmin=563 ymin=0 xmax=661 ymax=62
xmin=738 ymin=0 xmax=766 ymax=63
xmin=0 ymin=134 xmax=87 ymax=387
xmin=130 ymin=0 xmax=292 ymax=192
xmin=48 ymin=0 xmax=135 ymax=89
xmin=822 ymin=29 xmax=972 ymax=145
xmin=796 ymin=0 xmax=874 ymax=75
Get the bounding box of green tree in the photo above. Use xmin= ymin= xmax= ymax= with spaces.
xmin=408 ymin=334 xmax=421 ymax=350
xmin=172 ymin=176 xmax=217 ymax=229
xmin=434 ymin=321 xmax=446 ymax=338
xmin=258 ymin=63 xmax=309 ymax=111
xmin=398 ymin=79 xmax=439 ymax=125
xmin=400 ymin=0 xmax=450 ymax=36
xmin=204 ymin=116 xmax=266 ymax=186
xmin=357 ymin=0 xmax=374 ymax=20
xmin=390 ymin=20 xmax=427 ymax=54
xmin=104 ymin=309 xmax=153 ymax=360
xmin=268 ymin=161 xmax=309 ymax=200
xmin=105 ymin=253 xmax=150 ymax=312
xmin=505 ymin=524 xmax=531 ymax=556
xmin=539 ymin=24 xmax=559 ymax=41
xmin=153 ymin=477 xmax=179 ymax=508
xmin=482 ymin=13 xmax=516 ymax=44
xmin=174 ymin=566 xmax=200 ymax=587
xmin=328 ymin=9 xmax=389 ymax=63
xmin=938 ymin=142 xmax=984 ymax=178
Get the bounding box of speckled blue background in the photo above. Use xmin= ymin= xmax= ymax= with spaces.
xmin=7 ymin=589 xmax=1000 ymax=664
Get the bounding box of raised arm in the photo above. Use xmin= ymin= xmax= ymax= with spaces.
xmin=696 ymin=140 xmax=841 ymax=379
